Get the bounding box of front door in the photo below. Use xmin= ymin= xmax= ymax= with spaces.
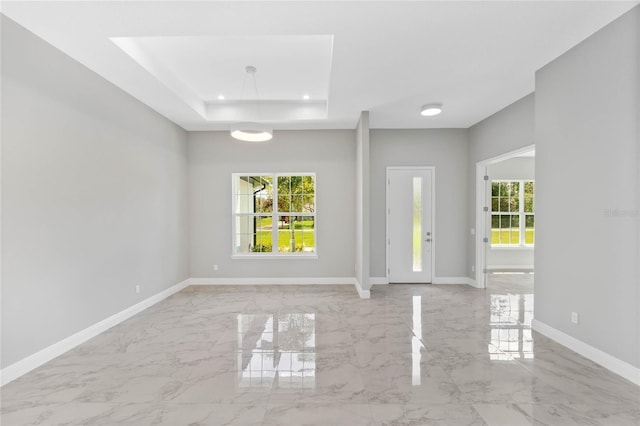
xmin=388 ymin=167 xmax=433 ymax=283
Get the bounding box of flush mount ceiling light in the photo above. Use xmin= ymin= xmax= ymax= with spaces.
xmin=421 ymin=103 xmax=443 ymax=116
xmin=231 ymin=65 xmax=273 ymax=142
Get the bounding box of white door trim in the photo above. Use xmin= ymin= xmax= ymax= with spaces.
xmin=386 ymin=166 xmax=436 ymax=283
xmin=475 ymin=145 xmax=535 ymax=288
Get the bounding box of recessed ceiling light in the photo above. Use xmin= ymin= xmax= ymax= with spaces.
xmin=303 ymin=94 xmax=310 ymax=100
xmin=218 ymin=94 xmax=225 ymax=100
xmin=421 ymin=103 xmax=442 ymax=116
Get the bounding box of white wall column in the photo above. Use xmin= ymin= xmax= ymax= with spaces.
xmin=355 ymin=111 xmax=371 ymax=297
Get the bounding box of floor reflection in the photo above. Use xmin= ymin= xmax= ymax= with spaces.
xmin=236 ymin=313 xmax=316 ymax=389
xmin=489 ymin=293 xmax=534 ymax=360
xmin=412 ymin=295 xmax=422 ymax=386
xmin=6 ymin=279 xmax=640 ymax=426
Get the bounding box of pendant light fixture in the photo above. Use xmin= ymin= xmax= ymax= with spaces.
xmin=231 ymin=66 xmax=273 ymax=142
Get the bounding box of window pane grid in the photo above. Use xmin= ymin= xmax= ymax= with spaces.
xmin=234 ymin=174 xmax=315 ymax=255
xmin=490 ymin=180 xmax=534 ymax=246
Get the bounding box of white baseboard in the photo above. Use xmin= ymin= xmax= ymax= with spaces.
xmin=188 ymin=277 xmax=355 ymax=286
xmin=189 ymin=277 xmax=368 ymax=298
xmin=354 ymin=279 xmax=371 ymax=299
xmin=0 ymin=279 xmax=190 ymax=387
xmin=465 ymin=278 xmax=480 ymax=288
xmin=432 ymin=276 xmax=476 ymax=286
xmin=532 ymin=319 xmax=640 ymax=386
xmin=485 ymin=265 xmax=534 ymax=271
xmin=369 ymin=276 xmax=477 ymax=287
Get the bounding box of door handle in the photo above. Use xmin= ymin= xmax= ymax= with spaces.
xmin=425 ymin=238 xmax=431 ymax=242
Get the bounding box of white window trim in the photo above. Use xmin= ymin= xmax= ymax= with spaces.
xmin=231 ymin=172 xmax=317 ymax=258
xmin=490 ymin=179 xmax=535 ymax=248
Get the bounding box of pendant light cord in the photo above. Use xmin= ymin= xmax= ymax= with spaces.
xmin=250 ymin=67 xmax=261 ymax=121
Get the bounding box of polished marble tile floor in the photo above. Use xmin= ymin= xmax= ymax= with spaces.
xmin=2 ymin=274 xmax=639 ymax=425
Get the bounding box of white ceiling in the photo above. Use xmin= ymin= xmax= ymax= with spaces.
xmin=3 ymin=1 xmax=638 ymax=131
xmin=113 ymin=35 xmax=333 ymax=102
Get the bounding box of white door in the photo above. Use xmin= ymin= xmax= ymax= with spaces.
xmin=388 ymin=167 xmax=433 ymax=283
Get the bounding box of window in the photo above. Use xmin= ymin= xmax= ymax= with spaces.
xmin=233 ymin=174 xmax=316 ymax=256
xmin=491 ymin=180 xmax=534 ymax=246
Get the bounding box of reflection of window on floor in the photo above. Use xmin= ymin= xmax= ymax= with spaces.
xmin=236 ymin=313 xmax=316 ymax=389
xmin=489 ymin=294 xmax=534 ymax=360
xmin=276 ymin=351 xmax=316 ymax=389
xmin=412 ymin=295 xmax=422 ymax=386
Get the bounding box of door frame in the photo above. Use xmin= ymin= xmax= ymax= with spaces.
xmin=475 ymin=145 xmax=535 ymax=288
xmin=386 ymin=166 xmax=436 ymax=284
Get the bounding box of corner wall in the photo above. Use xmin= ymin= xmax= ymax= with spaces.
xmin=467 ymin=94 xmax=536 ymax=279
xmin=534 ymin=6 xmax=640 ymax=371
xmin=1 ymin=16 xmax=189 ymax=368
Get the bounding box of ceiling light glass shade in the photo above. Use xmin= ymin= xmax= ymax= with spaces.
xmin=421 ymin=103 xmax=443 ymax=116
xmin=230 ymin=123 xmax=273 ymax=142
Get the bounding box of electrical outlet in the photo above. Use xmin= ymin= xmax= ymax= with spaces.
xmin=135 ymin=285 xmax=141 ymax=294
xmin=571 ymin=312 xmax=579 ymax=324
xmin=213 ymin=265 xmax=219 ymax=272
xmin=470 ymin=228 xmax=475 ymax=235
xmin=471 ymin=265 xmax=475 ymax=273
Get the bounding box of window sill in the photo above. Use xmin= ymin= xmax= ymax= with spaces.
xmin=232 ymin=254 xmax=319 ymax=260
xmin=490 ymin=245 xmax=534 ymax=250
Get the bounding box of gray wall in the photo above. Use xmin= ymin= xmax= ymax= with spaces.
xmin=369 ymin=129 xmax=469 ymax=278
xmin=486 ymin=157 xmax=535 ymax=269
xmin=467 ymin=94 xmax=535 ymax=278
xmin=1 ymin=17 xmax=189 ymax=368
xmin=488 ymin=157 xmax=535 ymax=181
xmin=188 ymin=130 xmax=356 ymax=278
xmin=535 ymin=7 xmax=639 ymax=368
